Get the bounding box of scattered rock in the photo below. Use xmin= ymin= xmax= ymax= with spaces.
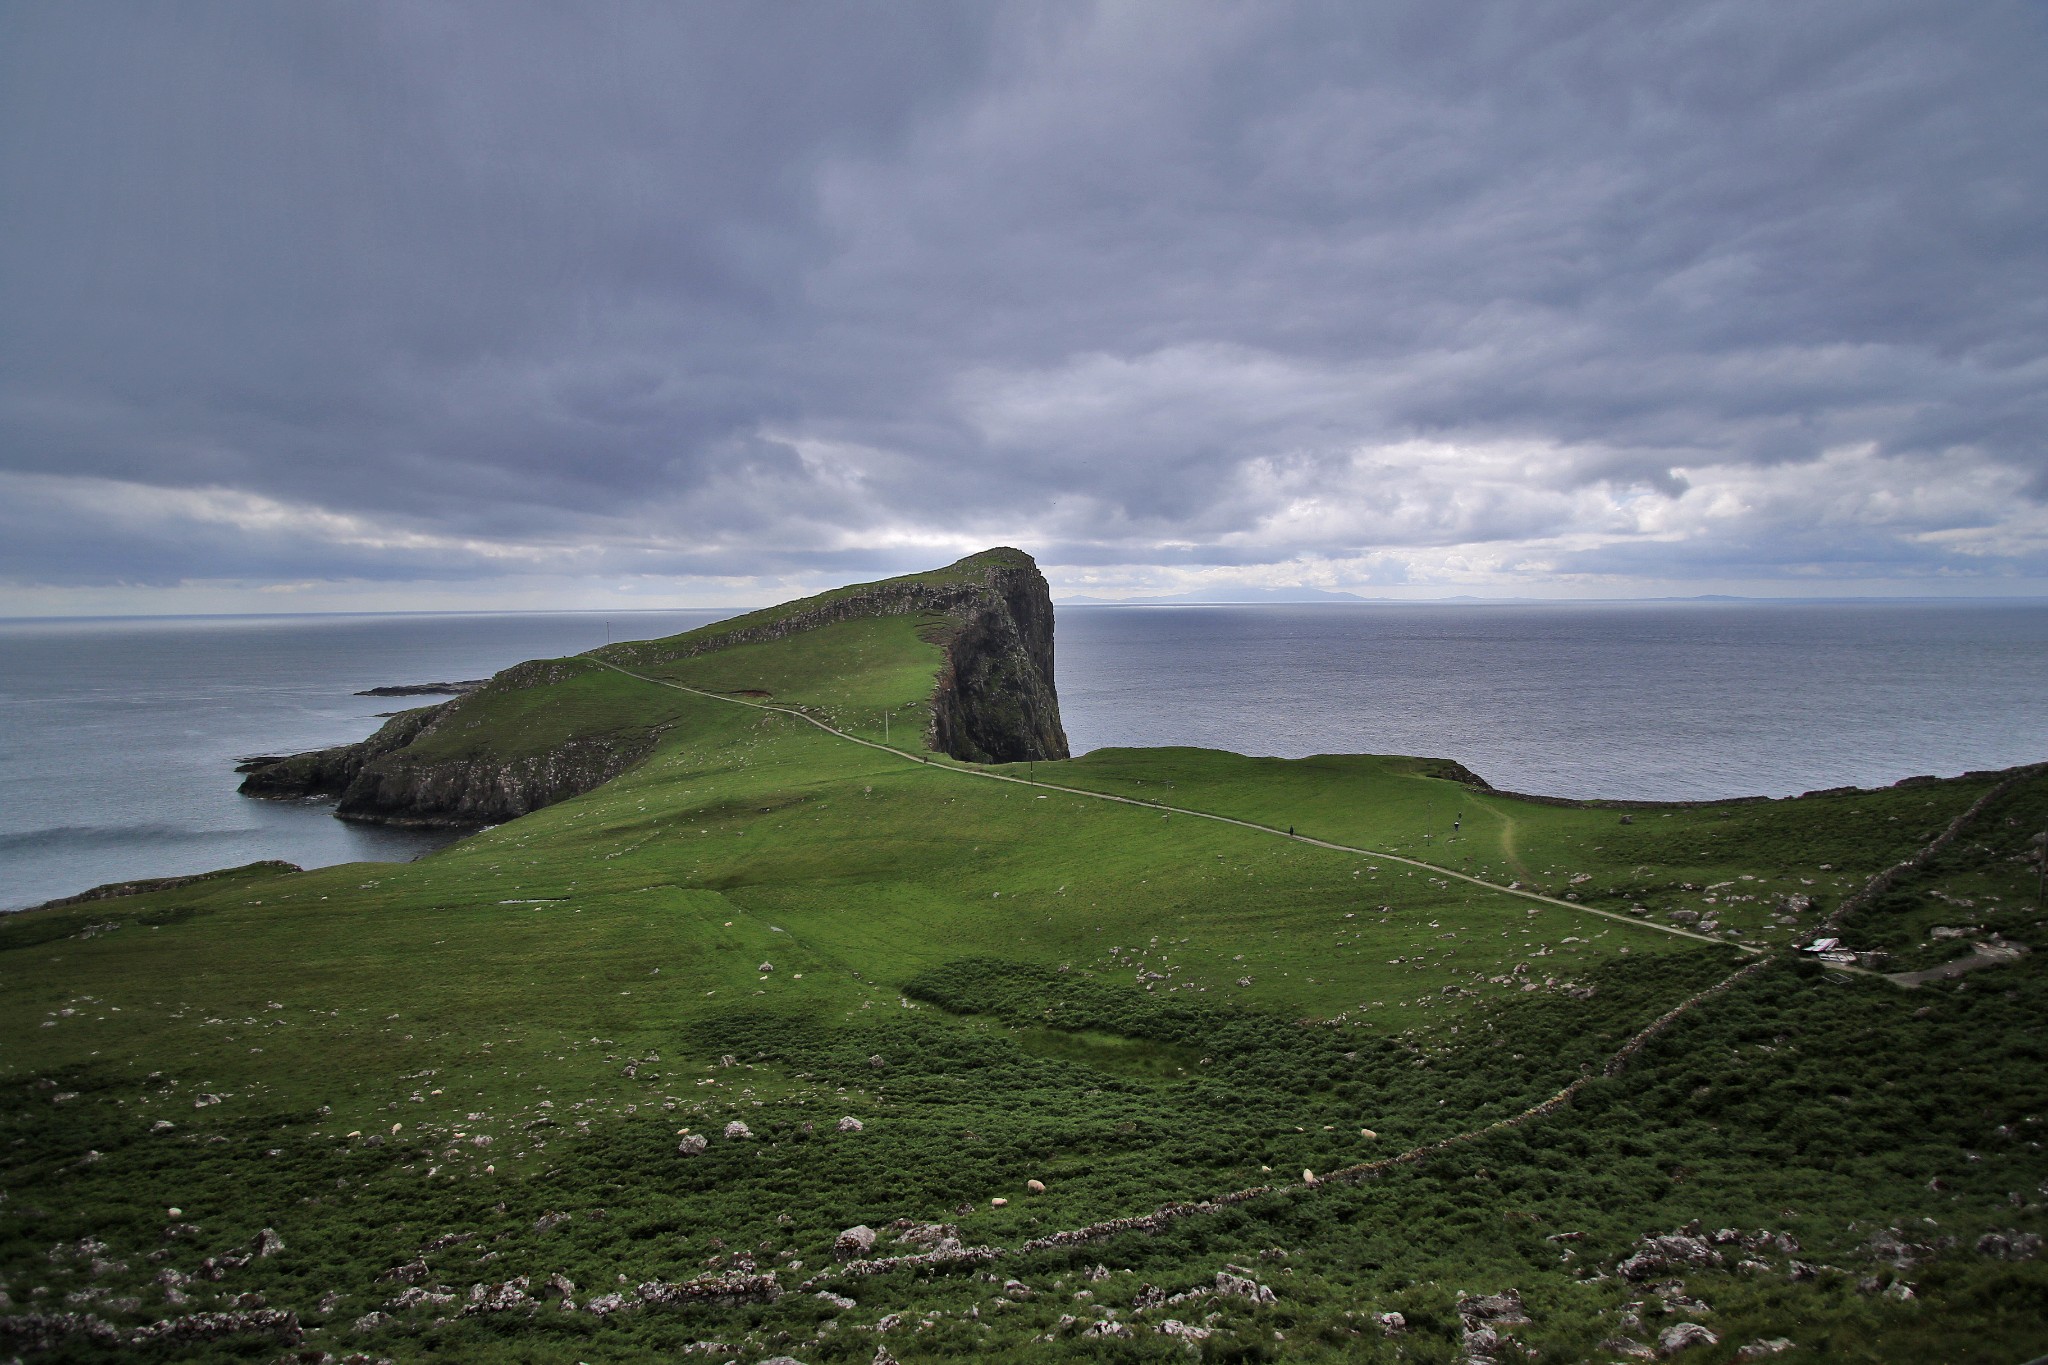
xmin=808 ymin=1238 xmax=1000 ymax=1285
xmin=723 ymin=1120 xmax=752 ymax=1140
xmin=1863 ymin=1228 xmax=1937 ymax=1267
xmin=1376 ymin=1311 xmax=1406 ymax=1334
xmin=129 ymin=1309 xmax=303 ymax=1347
xmin=814 ymin=1291 xmax=856 ymax=1310
xmin=1736 ymin=1339 xmax=1794 ymax=1360
xmin=837 ymin=1116 xmax=864 ymax=1133
xmin=636 ymin=1271 xmax=781 ymax=1308
xmin=539 ymin=1273 xmax=575 ymax=1309
xmin=1659 ymin=1323 xmax=1718 ymax=1354
xmin=533 ymin=1212 xmax=572 ymax=1234
xmin=1213 ymin=1270 xmax=1276 ymax=1305
xmin=462 ymin=1278 xmax=531 ymax=1315
xmin=379 ymin=1259 xmax=428 ymax=1285
xmin=1618 ymin=1233 xmax=1724 ymax=1280
xmin=1977 ymin=1230 xmax=2043 ymax=1260
xmin=834 ymin=1226 xmax=877 ymax=1261
xmin=1460 ymin=1289 xmax=1529 ymax=1327
xmin=1158 ymin=1318 xmax=1211 ymax=1341
xmin=676 ymin=1134 xmax=708 ymax=1156
xmin=254 ymin=1228 xmax=285 ymax=1258
xmin=895 ymin=1222 xmax=961 ymax=1248
xmin=1002 ymin=1279 xmax=1032 ymax=1300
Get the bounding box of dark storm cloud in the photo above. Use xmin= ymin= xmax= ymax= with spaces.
xmin=2 ymin=1 xmax=2044 ymax=599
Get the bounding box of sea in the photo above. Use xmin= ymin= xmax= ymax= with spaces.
xmin=3 ymin=600 xmax=2044 ymax=910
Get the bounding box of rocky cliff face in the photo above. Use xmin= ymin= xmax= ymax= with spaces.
xmin=925 ymin=556 xmax=1068 ymax=763
xmin=615 ymin=547 xmax=1068 ymax=763
xmin=239 ymin=548 xmax=1070 ymax=827
xmin=238 ymin=660 xmax=661 ymax=828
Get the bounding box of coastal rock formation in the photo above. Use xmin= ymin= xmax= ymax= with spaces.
xmin=238 ymin=659 xmax=659 ymax=828
xmin=239 ymin=548 xmax=1068 ymax=827
xmin=926 ymin=554 xmax=1068 ymax=763
xmin=614 ymin=546 xmax=1067 ymax=763
xmin=355 ymin=680 xmax=486 ymax=697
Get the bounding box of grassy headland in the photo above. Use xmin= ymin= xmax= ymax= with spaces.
xmin=2 ymin=551 xmax=2043 ymax=1363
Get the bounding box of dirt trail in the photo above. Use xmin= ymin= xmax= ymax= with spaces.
xmin=1472 ymin=799 xmax=1531 ymax=881
xmin=801 ymin=954 xmax=1775 ymax=1282
xmin=584 ymin=658 xmax=1956 ymax=1279
xmin=592 ymin=658 xmax=1754 ymax=954
xmin=590 ymin=661 xmax=2026 ymax=1276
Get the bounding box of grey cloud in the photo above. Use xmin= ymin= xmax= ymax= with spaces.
xmin=2 ymin=1 xmax=2044 ymax=599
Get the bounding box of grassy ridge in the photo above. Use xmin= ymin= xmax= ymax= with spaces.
xmin=2 ymin=572 xmax=2044 ymax=1362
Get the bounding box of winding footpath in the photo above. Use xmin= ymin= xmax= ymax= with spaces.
xmin=590 ymin=657 xmax=1752 ymax=953
xmin=588 ymin=656 xmax=2033 ymax=1277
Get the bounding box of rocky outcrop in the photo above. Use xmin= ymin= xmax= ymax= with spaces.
xmin=608 ymin=547 xmax=1068 ymax=763
xmin=238 ymin=659 xmax=660 ymax=828
xmin=239 ymin=548 xmax=1068 ymax=827
xmin=355 ymin=680 xmax=486 ymax=697
xmin=925 ymin=554 xmax=1068 ymax=763
xmin=321 ymin=732 xmax=657 ymax=828
xmin=237 ymin=708 xmax=441 ymax=804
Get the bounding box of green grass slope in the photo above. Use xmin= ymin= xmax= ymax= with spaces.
xmin=2 ymin=568 xmax=2044 ymax=1364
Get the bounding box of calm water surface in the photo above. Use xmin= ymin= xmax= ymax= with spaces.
xmin=1058 ymin=602 xmax=2048 ymax=801
xmin=0 ymin=611 xmax=727 ymax=909
xmin=3 ymin=601 xmax=2044 ymax=909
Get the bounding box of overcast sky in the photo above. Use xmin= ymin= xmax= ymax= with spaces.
xmin=4 ymin=1 xmax=2045 ymax=612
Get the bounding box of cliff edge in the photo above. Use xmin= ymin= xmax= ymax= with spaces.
xmin=238 ymin=547 xmax=1069 ymax=826
xmin=608 ymin=546 xmax=1068 ymax=764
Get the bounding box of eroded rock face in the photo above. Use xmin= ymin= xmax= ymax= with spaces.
xmin=238 ymin=548 xmax=1068 ymax=827
xmin=623 ymin=546 xmax=1068 ymax=763
xmin=924 ymin=555 xmax=1068 ymax=763
xmin=238 ymin=659 xmax=658 ymax=828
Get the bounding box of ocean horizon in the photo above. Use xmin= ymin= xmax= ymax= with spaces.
xmin=4 ymin=599 xmax=2044 ymax=911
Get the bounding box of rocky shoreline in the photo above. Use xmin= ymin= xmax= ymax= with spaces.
xmin=354 ymin=680 xmax=486 ymax=697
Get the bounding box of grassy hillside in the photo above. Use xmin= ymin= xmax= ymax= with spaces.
xmin=2 ymin=571 xmax=2044 ymax=1363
